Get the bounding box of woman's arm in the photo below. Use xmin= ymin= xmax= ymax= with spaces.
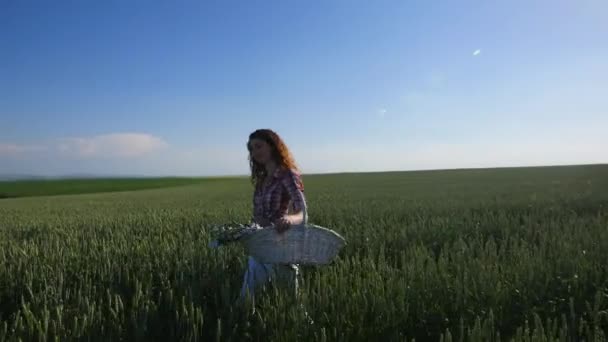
xmin=275 ymin=169 xmax=306 ymax=232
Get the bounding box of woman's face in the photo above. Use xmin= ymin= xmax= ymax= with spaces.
xmin=248 ymin=138 xmax=273 ymax=165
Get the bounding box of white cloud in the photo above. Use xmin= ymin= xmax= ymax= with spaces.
xmin=56 ymin=133 xmax=168 ymax=158
xmin=0 ymin=133 xmax=251 ymax=176
xmin=377 ymin=108 xmax=387 ymax=117
xmin=1 ymin=133 xmax=168 ymax=160
xmin=0 ymin=143 xmax=47 ymax=157
xmin=473 ymin=49 xmax=481 ymax=56
xmin=0 ymin=144 xmax=27 ymax=156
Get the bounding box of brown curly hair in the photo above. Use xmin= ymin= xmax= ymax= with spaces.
xmin=247 ymin=129 xmax=300 ymax=187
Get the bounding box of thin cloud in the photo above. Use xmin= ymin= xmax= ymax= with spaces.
xmin=57 ymin=133 xmax=168 ymax=158
xmin=1 ymin=133 xmax=247 ymax=176
xmin=0 ymin=144 xmax=27 ymax=156
xmin=473 ymin=49 xmax=481 ymax=56
xmin=1 ymin=133 xmax=168 ymax=159
xmin=0 ymin=143 xmax=47 ymax=157
xmin=377 ymin=108 xmax=387 ymax=117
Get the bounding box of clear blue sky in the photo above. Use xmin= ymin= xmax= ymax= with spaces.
xmin=1 ymin=0 xmax=606 ymax=176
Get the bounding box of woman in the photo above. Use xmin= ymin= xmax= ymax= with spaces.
xmin=239 ymin=128 xmax=307 ymax=303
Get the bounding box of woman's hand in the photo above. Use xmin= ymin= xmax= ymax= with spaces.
xmin=273 ymin=216 xmax=291 ymax=234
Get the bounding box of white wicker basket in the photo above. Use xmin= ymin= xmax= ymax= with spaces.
xmin=240 ymin=223 xmax=346 ymax=265
xmin=239 ymin=196 xmax=346 ymax=265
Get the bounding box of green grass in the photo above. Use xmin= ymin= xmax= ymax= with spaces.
xmin=0 ymin=164 xmax=607 ymax=341
xmin=0 ymin=177 xmax=241 ymax=199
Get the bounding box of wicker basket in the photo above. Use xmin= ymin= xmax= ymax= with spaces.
xmin=239 ymin=196 xmax=346 ymax=265
xmin=240 ymin=223 xmax=346 ymax=265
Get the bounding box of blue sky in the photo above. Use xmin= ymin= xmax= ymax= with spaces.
xmin=1 ymin=0 xmax=606 ymax=176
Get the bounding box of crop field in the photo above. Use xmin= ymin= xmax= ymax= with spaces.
xmin=0 ymin=177 xmax=223 ymax=199
xmin=0 ymin=164 xmax=607 ymax=341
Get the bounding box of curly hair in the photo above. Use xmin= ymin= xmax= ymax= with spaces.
xmin=247 ymin=129 xmax=300 ymax=187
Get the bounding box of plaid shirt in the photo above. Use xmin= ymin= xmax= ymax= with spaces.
xmin=253 ymin=167 xmax=305 ymax=224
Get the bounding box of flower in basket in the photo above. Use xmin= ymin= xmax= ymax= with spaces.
xmin=208 ymin=222 xmax=262 ymax=248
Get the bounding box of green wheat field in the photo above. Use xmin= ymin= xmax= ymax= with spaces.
xmin=1 ymin=164 xmax=607 ymax=341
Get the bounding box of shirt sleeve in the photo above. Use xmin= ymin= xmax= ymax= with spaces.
xmin=281 ymin=169 xmax=306 ymax=214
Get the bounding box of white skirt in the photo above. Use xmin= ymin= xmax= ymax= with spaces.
xmin=239 ymin=256 xmax=299 ymax=300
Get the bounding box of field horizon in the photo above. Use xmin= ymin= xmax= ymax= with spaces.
xmin=1 ymin=163 xmax=605 ymax=199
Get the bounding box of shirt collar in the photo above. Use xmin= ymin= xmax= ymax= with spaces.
xmin=271 ymin=167 xmax=283 ymax=179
